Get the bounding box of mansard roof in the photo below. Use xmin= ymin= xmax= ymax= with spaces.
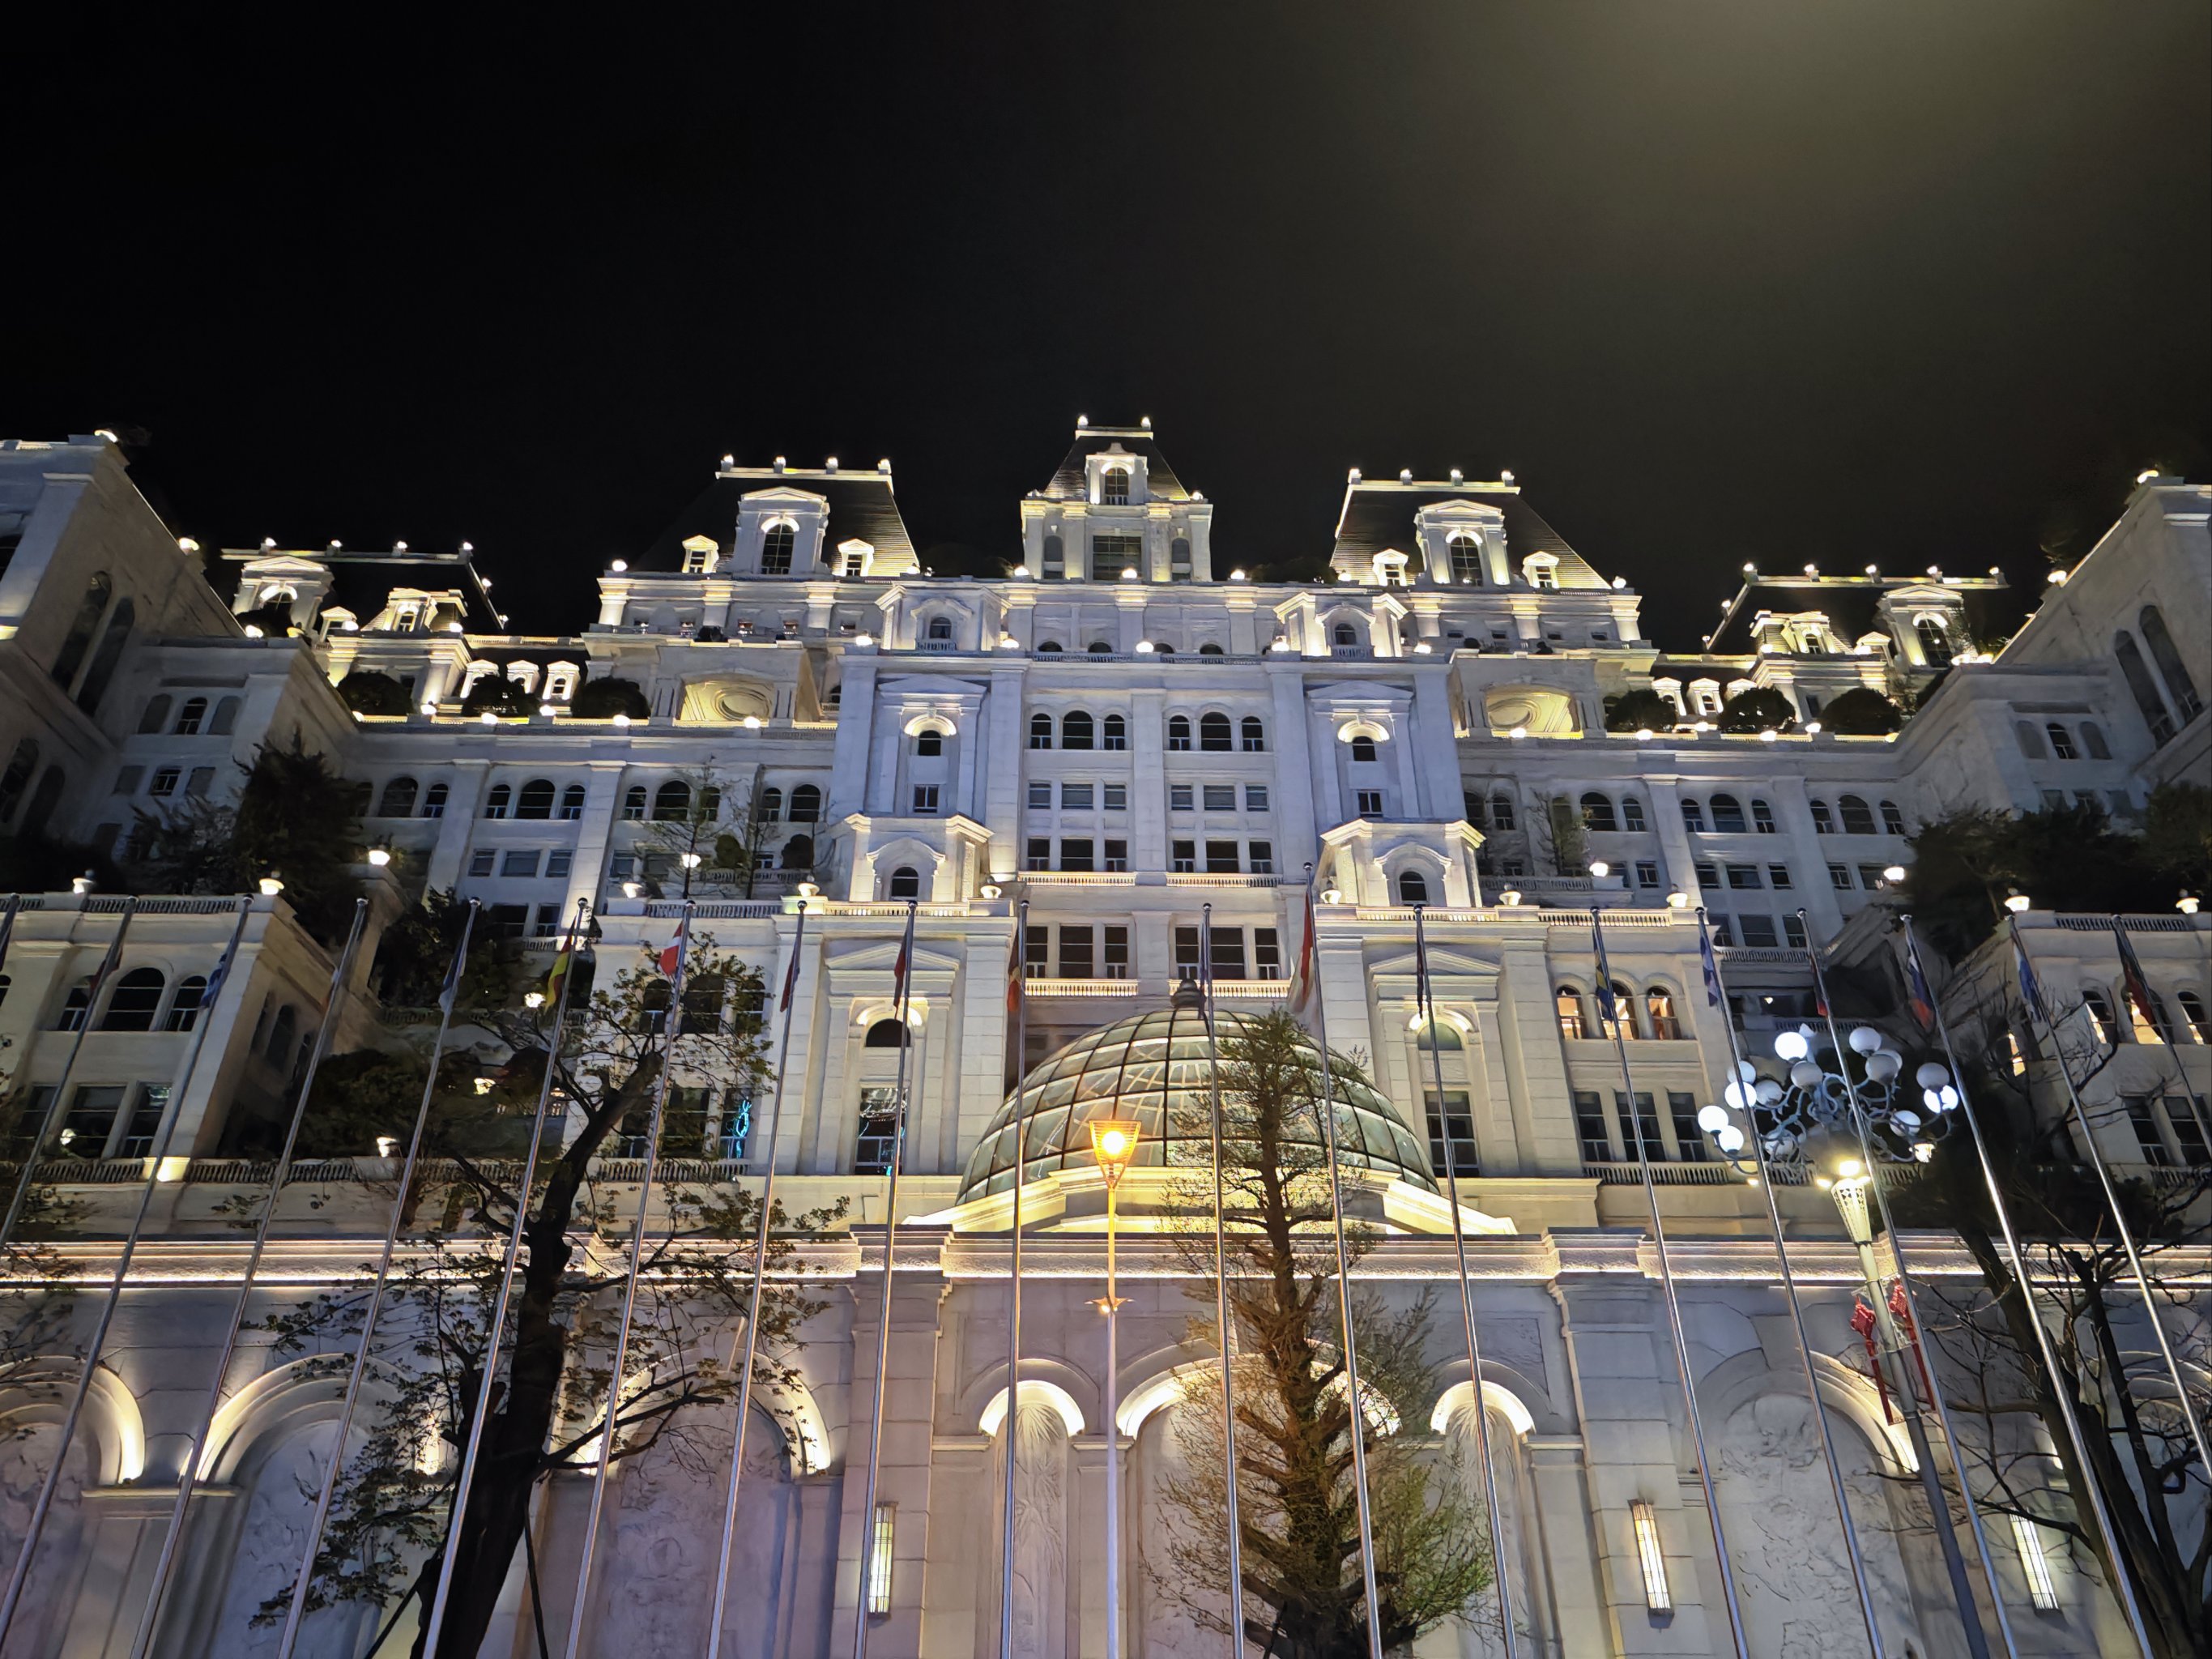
xmin=1704 ymin=574 xmax=2010 ymax=654
xmin=641 ymin=466 xmax=918 ymax=570
xmin=1331 ymin=480 xmax=1605 ymax=585
xmin=1039 ymin=424 xmax=1192 ymax=501
xmin=219 ymin=548 xmax=504 ymax=632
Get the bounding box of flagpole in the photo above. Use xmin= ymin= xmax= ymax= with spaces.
xmin=275 ymin=902 xmax=479 ymax=1659
xmin=1410 ymin=903 xmax=1518 ymax=1659
xmin=1198 ymin=904 xmax=1247 ymax=1653
xmin=128 ymin=898 xmax=370 ymax=1659
xmin=422 ymin=897 xmax=593 ymax=1658
xmin=1903 ymin=917 xmax=2157 ymax=1657
xmin=852 ymin=898 xmax=918 ymax=1659
xmin=1297 ymin=870 xmax=1385 ymax=1659
xmin=1589 ymin=909 xmax=1750 ymax=1659
xmin=1698 ymin=910 xmax=1888 ymax=1659
xmin=0 ymin=898 xmax=249 ymax=1650
xmin=0 ymin=898 xmax=139 ymax=1248
xmin=995 ymin=898 xmax=1029 ymax=1659
xmin=561 ymin=899 xmax=696 ymax=1659
xmin=2014 ymin=917 xmax=2210 ymax=1479
xmin=2111 ymin=916 xmax=2212 ymax=1141
xmin=1798 ymin=915 xmax=1998 ymax=1659
xmin=705 ymin=899 xmax=812 ymax=1659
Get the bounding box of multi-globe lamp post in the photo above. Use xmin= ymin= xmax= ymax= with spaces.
xmin=1089 ymin=1116 xmax=1141 ymax=1659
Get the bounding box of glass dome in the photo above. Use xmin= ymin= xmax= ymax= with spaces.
xmin=957 ymin=1001 xmax=1437 ymax=1205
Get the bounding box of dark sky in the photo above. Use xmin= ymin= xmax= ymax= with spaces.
xmin=6 ymin=3 xmax=2206 ymax=646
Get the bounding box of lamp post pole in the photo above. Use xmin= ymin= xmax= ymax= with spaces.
xmin=1090 ymin=1118 xmax=1140 ymax=1659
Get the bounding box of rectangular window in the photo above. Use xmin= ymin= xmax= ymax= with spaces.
xmin=2125 ymin=1097 xmax=2172 ymax=1166
xmin=1574 ymin=1090 xmax=1613 ymax=1162
xmin=1695 ymin=862 xmax=1720 ymax=890
xmin=1025 ymin=838 xmax=1051 ymax=871
xmin=1737 ymin=915 xmax=1779 ymax=948
xmin=1203 ymin=784 xmax=1236 ymax=812
xmin=1210 ymin=927 xmax=1246 ymax=979
xmin=610 ymin=853 xmax=635 ymax=881
xmin=1857 ymin=864 xmax=1888 ymax=889
xmin=1059 ymin=926 xmax=1094 ymax=979
xmin=1246 ymin=785 xmax=1269 ymax=811
xmin=1171 ymin=840 xmax=1196 ymax=873
xmin=1614 ymin=1091 xmax=1667 ymax=1160
xmin=113 ymin=1085 xmax=170 ymax=1159
xmin=487 ymin=903 xmax=531 ymax=940
xmin=1634 ymin=860 xmax=1660 ymax=889
xmin=149 ymin=767 xmax=181 ymax=798
xmin=1248 ymin=840 xmax=1275 ymax=874
xmin=1102 ymin=722 xmax=1127 ymax=753
xmin=2165 ymin=1098 xmax=2210 ymax=1166
xmin=1028 ymin=781 xmax=1051 ymax=810
xmin=546 ymin=849 xmax=573 ymax=879
xmin=1205 ymin=840 xmax=1239 ymax=873
xmin=1426 ymin=1090 xmax=1478 ymax=1178
xmin=1059 ymin=838 xmax=1094 ymax=872
xmin=912 ymin=785 xmax=940 ymax=814
xmin=1170 ymin=783 xmax=1195 ymax=812
xmin=1767 ymin=864 xmax=1792 ymax=889
xmin=1253 ymin=928 xmax=1282 ymax=979
xmin=1024 ymin=929 xmax=1049 ymax=978
xmin=1174 ymin=926 xmax=1201 ymax=982
xmin=468 ymin=850 xmax=497 ymax=878
xmin=855 ymin=1088 xmax=901 ymax=1175
xmin=1102 ymin=838 xmax=1129 ymax=872
xmin=501 ymin=850 xmax=540 ymax=878
xmin=1784 ymin=914 xmax=1808 ymax=949
xmin=1711 ymin=915 xmax=1735 ymax=946
xmin=1103 ymin=926 xmax=1130 ymax=979
xmin=1829 ymin=863 xmax=1852 ymax=890
xmin=1726 ymin=864 xmax=1762 ymax=889
xmin=62 ymin=1085 xmax=126 ymax=1155
xmin=533 ymin=904 xmax=561 ymax=938
xmin=1669 ymin=1093 xmax=1705 ymax=1162
xmin=1356 ymin=790 xmax=1384 ymax=816
xmin=1090 ymin=533 xmax=1141 ymax=580
xmin=1102 ymin=783 xmax=1127 ymax=811
xmin=1061 ymin=782 xmax=1093 ymax=810
xmin=558 ymin=792 xmax=584 ymax=821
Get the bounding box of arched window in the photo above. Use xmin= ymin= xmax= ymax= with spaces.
xmin=759 ymin=787 xmax=784 ymax=822
xmin=1224 ymin=715 xmax=1260 ymax=754
xmin=174 ymin=697 xmax=209 ymax=735
xmin=1447 ymin=533 xmax=1485 ymax=584
xmin=483 ymin=784 xmax=511 ymax=820
xmin=622 ymin=786 xmax=649 ymax=821
xmin=1102 ymin=714 xmax=1127 ymax=752
xmin=266 ymin=1004 xmax=298 ymax=1067
xmin=377 ymin=777 xmax=419 ymax=818
xmin=2082 ymin=722 xmax=2111 ymax=760
xmin=866 ymin=1018 xmax=910 ymax=1047
xmin=1349 ymin=733 xmax=1378 ymax=764
xmin=1709 ymin=794 xmax=1747 ymax=833
xmin=1415 ymin=1019 xmax=1463 ymax=1050
xmin=1199 ymin=713 xmax=1232 ymax=752
xmin=138 ymin=696 xmax=173 ymax=735
xmin=2014 ymin=719 xmax=2044 ymax=758
xmin=698 ymin=787 xmax=721 ymax=823
xmin=1605 ymin=983 xmax=1641 ymax=1040
xmin=781 ymin=834 xmax=815 ymax=870
xmin=1167 ymin=716 xmax=1192 ymax=753
xmin=790 ymin=785 xmax=822 ymax=824
xmin=915 ymin=729 xmax=944 ymax=757
xmin=760 ymin=522 xmax=795 ymax=574
xmin=1062 ymin=710 xmax=1095 ymax=750
xmin=1681 ymin=799 xmax=1707 ymax=833
xmin=1152 ymin=642 xmax=1174 ymax=655
xmin=1199 ymin=642 xmax=1224 ymax=655
xmin=1397 ymin=868 xmax=1430 ymax=905
xmin=1101 ymin=467 xmax=1130 ymax=505
xmin=2046 ymin=723 xmax=2078 ymax=761
xmin=925 ymin=616 xmax=954 ymax=643
xmin=1915 ymin=616 xmax=1954 ymax=667
xmin=1838 ymin=795 xmax=1877 ymax=835
xmin=1751 ymin=800 xmax=1776 ymax=834
xmin=2129 ymin=992 xmax=2167 ymax=1046
xmin=1880 ymin=800 xmax=1907 ymax=835
xmin=50 ymin=574 xmax=112 ymax=688
xmin=1087 ymin=641 xmax=1112 ymax=655
xmin=55 ymin=981 xmax=93 ymax=1032
xmin=516 ymin=779 xmax=556 ymax=819
xmin=1332 ymin=624 xmax=1359 ymax=648
xmin=1029 ymin=714 xmax=1054 ymax=750
xmin=888 ymin=865 xmax=921 ymax=900
xmin=165 ymin=975 xmax=208 ymax=1032
xmin=2178 ymin=991 xmax=2210 ymax=1044
xmin=2114 ymin=633 xmax=2175 ymax=745
xmin=1041 ymin=535 xmax=1065 ymax=579
xmin=1810 ymin=799 xmax=1835 ymax=834
xmin=422 ymin=781 xmax=450 ymax=819
xmin=209 ymin=696 xmax=241 ymax=736
xmin=75 ymin=596 xmax=134 ymax=712
xmin=653 ymin=782 xmax=692 ymax=821
xmin=2138 ymin=606 xmax=2202 ymax=720
xmin=1489 ymin=794 xmax=1516 ymax=831
xmin=1579 ymin=793 xmax=1617 ymax=832
xmin=2082 ymin=989 xmax=2116 ymax=1043
xmin=1555 ymin=986 xmax=1589 ymax=1041
xmin=1171 ymin=537 xmax=1192 ymax=579
xmin=100 ymin=967 xmax=166 ymax=1032
xmin=560 ymin=784 xmax=587 ymax=820
xmin=1034 ymin=641 xmax=1061 ymax=654
xmin=1620 ymin=795 xmax=1647 ymax=832
xmin=1646 ymin=987 xmax=1681 ymax=1040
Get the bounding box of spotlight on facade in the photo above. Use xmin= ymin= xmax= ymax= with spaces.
xmin=1012 ymin=565 xmax=1031 ymax=578
xmin=243 ymin=625 xmax=265 ymax=638
xmin=480 ymin=712 xmax=498 ymax=726
xmin=1883 ymin=865 xmax=1907 ymax=884
xmin=177 ymin=536 xmax=199 ymax=554
xmin=525 ymin=992 xmax=545 ymax=1009
xmin=621 ymin=881 xmax=642 ymax=899
xmin=680 ymin=851 xmax=704 ymax=869
xmin=1588 ymin=861 xmax=1610 ymax=879
xmin=1120 ymin=566 xmax=1140 ymax=580
xmin=1499 ymin=889 xmax=1523 ymax=907
xmin=1507 ymin=725 xmax=1527 ymax=740
xmin=2004 ymin=889 xmax=2031 ymax=913
xmin=612 ymin=559 xmax=628 ymax=572
xmin=1320 ymin=887 xmax=1344 ymax=906
xmin=258 ymin=876 xmax=285 ymax=896
xmin=1805 ymin=721 xmax=1822 ymax=734
xmin=1635 ymin=728 xmax=1655 ymax=740
xmin=2177 ymin=893 xmax=2198 ymax=915
xmin=421 ymin=700 xmax=438 ymax=715
xmin=978 ymin=883 xmax=1001 ymax=900
xmin=612 ymin=713 xmax=631 ymax=728
xmin=1135 ymin=641 xmax=1155 ymax=654
xmin=71 ymin=872 xmax=96 ymax=896
xmin=1413 ymin=642 xmax=1432 ymax=654
xmin=1230 ymin=569 xmax=1247 ymax=582
xmin=2137 ymin=467 xmax=2159 ymax=484
xmin=744 ymin=714 xmax=762 ymax=729
xmin=1499 ymin=469 xmax=1515 ymax=484
xmin=539 ymin=703 xmax=556 ymax=717
xmin=366 ymin=847 xmax=392 ymax=868
xmin=1666 ymin=891 xmax=1690 ymax=909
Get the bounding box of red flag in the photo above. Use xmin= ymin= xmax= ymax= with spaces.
xmin=893 ymin=934 xmax=910 ymax=1003
xmin=1005 ymin=918 xmax=1024 ymax=1019
xmin=1286 ymin=887 xmax=1321 ymax=1024
xmin=1850 ymin=1299 xmax=1896 ymax=1422
xmin=2113 ymin=923 xmax=2161 ymax=1038
xmin=778 ymin=938 xmax=803 ymax=1013
xmin=658 ymin=939 xmax=684 ymax=977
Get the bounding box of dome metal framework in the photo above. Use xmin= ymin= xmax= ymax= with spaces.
xmin=957 ymin=1002 xmax=1437 ymax=1204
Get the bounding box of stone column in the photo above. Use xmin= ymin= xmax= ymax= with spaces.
xmin=422 ymin=758 xmax=490 ymax=892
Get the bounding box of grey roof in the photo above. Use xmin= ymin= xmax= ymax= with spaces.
xmin=1331 ymin=482 xmax=1602 ymax=582
xmin=1040 ymin=426 xmax=1191 ymax=501
xmin=219 ymin=551 xmax=503 ymax=633
xmin=1705 ymin=577 xmax=2012 ymax=655
xmin=641 ymin=469 xmax=916 ymax=570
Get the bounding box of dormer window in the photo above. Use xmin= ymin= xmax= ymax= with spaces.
xmin=1448 ymin=534 xmax=1485 ymax=585
xmin=682 ymin=536 xmax=718 ymax=575
xmin=1101 ymin=466 xmax=1131 ymax=505
xmin=1524 ymin=555 xmax=1558 ymax=591
xmin=1372 ymin=552 xmax=1408 ymax=586
xmin=923 ymin=616 xmax=955 ymax=650
xmin=761 ymin=522 xmax=795 ymax=575
xmin=1915 ymin=615 xmax=1954 ymax=667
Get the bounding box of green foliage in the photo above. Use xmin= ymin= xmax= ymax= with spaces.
xmin=460 ymin=674 xmax=530 ymax=717
xmin=569 ymin=677 xmax=649 ymax=719
xmin=1542 ymin=794 xmax=1586 ymax=876
xmin=2142 ymin=782 xmax=2212 ymax=893
xmin=1818 ymin=685 xmax=1903 ymax=735
xmin=337 ymin=670 xmax=411 ymax=716
xmin=1603 ymin=689 xmax=1679 ymax=733
xmin=1717 ymin=685 xmax=1797 ymax=732
xmin=371 ymin=889 xmax=518 ymax=1013
xmin=1903 ymin=799 xmax=2170 ymax=957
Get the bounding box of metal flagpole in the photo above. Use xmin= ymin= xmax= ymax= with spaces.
xmin=1297 ymin=870 xmax=1385 ymax=1659
xmin=1198 ymin=905 xmax=1247 ymax=1652
xmin=1903 ymin=916 xmax=2157 ymax=1657
xmin=560 ymin=899 xmax=697 ymax=1659
xmin=1698 ymin=910 xmax=1887 ymax=1659
xmin=705 ymin=899 xmax=812 ymax=1659
xmin=2111 ymin=915 xmax=2212 ymax=1141
xmin=0 ymin=897 xmax=249 ymax=1649
xmin=0 ymin=898 xmax=139 ymax=1248
xmin=1588 ymin=909 xmax=1750 ymax=1659
xmin=852 ymin=898 xmax=918 ymax=1659
xmin=2012 ymin=915 xmax=2210 ymax=1482
xmin=421 ymin=898 xmax=592 ymax=1658
xmin=1799 ymin=914 xmax=2001 ymax=1659
xmin=1410 ymin=903 xmax=1518 ymax=1659
xmin=128 ymin=898 xmax=370 ymax=1659
xmin=275 ymin=902 xmax=479 ymax=1659
xmin=992 ymin=899 xmax=1029 ymax=1659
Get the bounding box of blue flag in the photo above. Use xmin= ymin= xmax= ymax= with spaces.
xmin=2011 ymin=933 xmax=2048 ymax=1028
xmin=1906 ymin=943 xmax=1935 ymax=1030
xmin=1698 ymin=923 xmax=1724 ymax=1009
xmin=1590 ymin=913 xmax=1619 ymax=1023
xmin=438 ymin=934 xmax=468 ymax=1015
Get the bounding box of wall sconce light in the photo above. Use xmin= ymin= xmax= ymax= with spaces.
xmin=376 ymin=1136 xmax=401 ymax=1158
xmin=797 ymin=881 xmax=820 ymax=900
xmin=366 ymin=847 xmax=392 ymax=868
xmin=2180 ymin=893 xmax=2201 ymax=915
xmin=258 ymin=876 xmax=285 ymax=897
xmin=1629 ymin=1500 xmax=1671 ymax=1613
xmin=539 ymin=703 xmax=556 ymax=718
xmin=2004 ymin=889 xmax=2031 ymax=913
xmin=1499 ymin=889 xmax=1523 ymax=907
xmin=979 ymin=883 xmax=1002 ymax=899
xmin=1588 ymin=861 xmax=1610 ymax=879
xmin=71 ymin=873 xmax=95 ymax=896
xmin=621 ymin=881 xmax=642 ymax=900
xmin=1320 ymin=887 xmax=1343 ymax=906
xmin=1666 ymin=891 xmax=1690 ymax=910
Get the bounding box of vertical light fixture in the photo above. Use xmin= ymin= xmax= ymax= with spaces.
xmin=867 ymin=1504 xmax=896 ymax=1616
xmin=1630 ymin=1500 xmax=1671 ymax=1613
xmin=2010 ymin=1516 xmax=2058 ymax=1612
xmin=1090 ymin=1115 xmax=1140 ymax=1659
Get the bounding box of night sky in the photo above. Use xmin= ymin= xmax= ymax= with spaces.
xmin=6 ymin=4 xmax=2205 ymax=648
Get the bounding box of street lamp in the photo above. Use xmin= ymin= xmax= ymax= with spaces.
xmin=1089 ymin=1117 xmax=1141 ymax=1659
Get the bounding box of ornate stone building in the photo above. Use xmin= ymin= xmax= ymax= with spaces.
xmin=0 ymin=424 xmax=2203 ymax=1656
